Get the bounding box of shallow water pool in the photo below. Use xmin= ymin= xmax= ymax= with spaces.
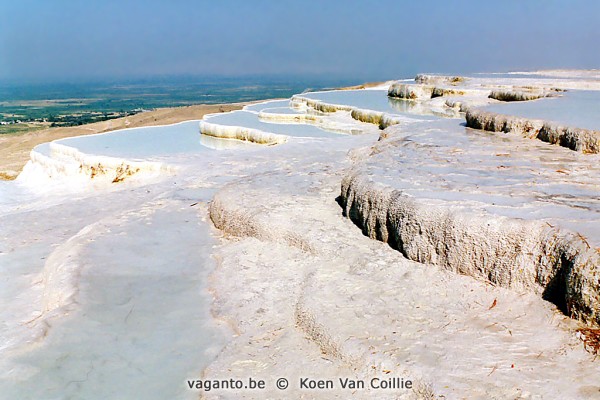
xmin=243 ymin=100 xmax=290 ymax=113
xmin=53 ymin=121 xmax=212 ymax=159
xmin=205 ymin=110 xmax=342 ymax=138
xmin=484 ymin=90 xmax=600 ymax=131
xmin=299 ymin=89 xmax=437 ymax=119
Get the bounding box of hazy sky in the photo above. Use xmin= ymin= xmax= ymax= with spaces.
xmin=1 ymin=0 xmax=598 ymax=83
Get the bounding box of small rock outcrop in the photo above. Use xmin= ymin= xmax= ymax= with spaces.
xmin=489 ymin=90 xmax=554 ymax=102
xmin=388 ymin=82 xmax=466 ymax=100
xmin=414 ymin=74 xmax=466 ymax=85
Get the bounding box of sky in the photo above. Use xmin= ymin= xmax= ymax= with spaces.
xmin=0 ymin=0 xmax=599 ymax=84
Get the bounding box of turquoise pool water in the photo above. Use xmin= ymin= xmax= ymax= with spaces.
xmin=54 ymin=121 xmax=212 ymax=158
xmin=484 ymin=90 xmax=600 ymax=131
xmin=299 ymin=89 xmax=436 ymax=120
xmin=244 ymin=100 xmax=290 ymax=112
xmin=205 ymin=110 xmax=342 ymax=138
xmin=259 ymin=107 xmax=303 ymax=115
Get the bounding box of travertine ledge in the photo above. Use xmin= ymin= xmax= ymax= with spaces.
xmin=387 ymin=82 xmax=466 ymax=100
xmin=465 ymin=108 xmax=600 ymax=153
xmin=21 ymin=142 xmax=172 ymax=184
xmin=489 ymin=90 xmax=555 ymax=102
xmin=340 ymin=171 xmax=600 ymax=326
xmin=414 ymin=74 xmax=466 ymax=85
xmin=199 ymin=120 xmax=287 ymax=145
xmin=291 ymin=94 xmax=404 ymax=129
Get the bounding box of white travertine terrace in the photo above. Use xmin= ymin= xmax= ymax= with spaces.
xmin=199 ymin=119 xmax=288 ymax=145
xmin=20 ymin=142 xmax=173 ymax=185
xmin=388 ymin=81 xmax=482 ymax=100
xmin=403 ymin=74 xmax=600 ymax=154
xmin=414 ymin=73 xmax=466 ymax=85
xmin=3 ymin=71 xmax=600 ymax=399
xmin=339 ymin=116 xmax=600 ymax=325
xmin=257 ymin=108 xmax=367 ymax=135
xmin=488 ymin=89 xmax=556 ymax=102
xmin=291 ymin=93 xmax=421 ymax=130
xmin=465 ymin=108 xmax=600 ymax=153
xmin=205 ymin=138 xmax=600 ymax=398
xmin=290 ymin=94 xmax=355 ymax=113
xmin=258 ymin=109 xmax=323 ymax=124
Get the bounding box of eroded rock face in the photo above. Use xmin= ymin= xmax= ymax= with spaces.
xmin=349 ymin=108 xmax=405 ymax=129
xmin=337 ymin=113 xmax=600 ymax=327
xmin=414 ymin=74 xmax=466 ymax=85
xmin=388 ymin=83 xmax=435 ymax=100
xmin=387 ymin=82 xmax=466 ymax=100
xmin=431 ymin=86 xmax=466 ymax=98
xmin=489 ymin=90 xmax=549 ymax=102
xmin=465 ymin=108 xmax=600 ymax=153
xmin=339 ymin=171 xmax=600 ymax=325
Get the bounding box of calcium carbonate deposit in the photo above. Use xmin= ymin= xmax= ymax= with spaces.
xmin=1 ymin=71 xmax=599 ymax=399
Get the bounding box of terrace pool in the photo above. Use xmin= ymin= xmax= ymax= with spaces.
xmin=484 ymin=90 xmax=600 ymax=131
